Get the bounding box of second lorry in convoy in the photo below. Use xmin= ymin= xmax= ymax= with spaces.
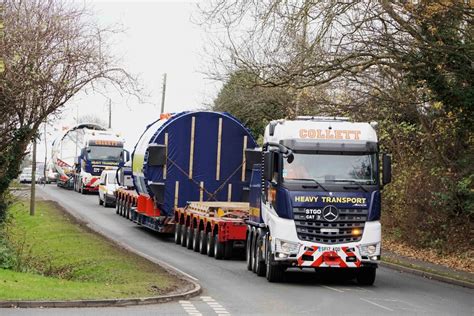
xmin=114 ymin=113 xmax=391 ymax=285
xmin=51 ymin=123 xmax=128 ymax=193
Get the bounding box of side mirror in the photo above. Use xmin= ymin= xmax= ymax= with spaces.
xmin=382 ymin=153 xmax=392 ymax=185
xmin=263 ymin=151 xmax=273 ymax=181
xmin=122 ymin=149 xmax=130 ymax=163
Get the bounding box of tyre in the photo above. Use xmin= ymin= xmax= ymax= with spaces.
xmin=192 ymin=228 xmax=200 ymax=252
xmin=265 ymin=236 xmax=285 ymax=282
xmin=356 ymin=267 xmax=376 ymax=286
xmin=186 ymin=226 xmax=194 ymax=250
xmin=246 ymin=228 xmax=253 ymax=271
xmin=199 ymin=230 xmax=207 ymax=254
xmin=251 ymin=230 xmax=257 ymax=273
xmin=126 ymin=202 xmax=131 ymax=219
xmin=214 ymin=234 xmax=225 ymax=260
xmin=207 ymin=232 xmax=215 ymax=257
xmin=181 ymin=225 xmax=188 ymax=247
xmin=254 ymin=231 xmax=266 ymax=277
xmin=99 ymin=197 xmax=103 ymax=206
xmin=224 ymin=241 xmax=233 ymax=259
xmin=174 ymin=223 xmax=181 ymax=244
xmin=115 ymin=198 xmax=120 ymax=214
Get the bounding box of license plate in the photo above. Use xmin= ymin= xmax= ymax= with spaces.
xmin=320 ymin=228 xmax=339 ymax=234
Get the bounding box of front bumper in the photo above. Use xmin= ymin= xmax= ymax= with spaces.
xmin=263 ymin=205 xmax=381 ymax=268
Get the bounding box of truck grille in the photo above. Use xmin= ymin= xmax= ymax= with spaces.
xmin=293 ymin=207 xmax=368 ymax=244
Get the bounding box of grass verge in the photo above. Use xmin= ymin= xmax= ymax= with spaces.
xmin=0 ymin=200 xmax=184 ymax=301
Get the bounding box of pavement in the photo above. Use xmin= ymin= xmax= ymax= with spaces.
xmin=1 ymin=184 xmax=473 ymax=315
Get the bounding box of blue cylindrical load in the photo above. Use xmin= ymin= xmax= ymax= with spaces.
xmin=132 ymin=111 xmax=257 ymax=216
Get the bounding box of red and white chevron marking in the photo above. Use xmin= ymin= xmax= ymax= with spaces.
xmin=297 ymin=246 xmax=361 ymax=268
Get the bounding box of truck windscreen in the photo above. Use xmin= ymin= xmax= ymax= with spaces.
xmin=283 ymin=153 xmax=377 ymax=184
xmin=87 ymin=146 xmax=122 ymax=161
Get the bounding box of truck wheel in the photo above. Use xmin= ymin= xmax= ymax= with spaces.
xmin=356 ymin=267 xmax=376 ymax=286
xmin=181 ymin=225 xmax=188 ymax=247
xmin=199 ymin=231 xmax=207 ymax=254
xmin=99 ymin=197 xmax=103 ymax=206
xmin=174 ymin=223 xmax=181 ymax=244
xmin=254 ymin=232 xmax=266 ymax=277
xmin=266 ymin=237 xmax=285 ymax=283
xmin=207 ymin=232 xmax=215 ymax=257
xmin=192 ymin=228 xmax=200 ymax=252
xmin=224 ymin=241 xmax=233 ymax=259
xmin=124 ymin=201 xmax=128 ymax=218
xmin=214 ymin=234 xmax=225 ymax=260
xmin=246 ymin=228 xmax=253 ymax=271
xmin=115 ymin=198 xmax=120 ymax=214
xmin=126 ymin=202 xmax=131 ymax=220
xmin=186 ymin=227 xmax=194 ymax=250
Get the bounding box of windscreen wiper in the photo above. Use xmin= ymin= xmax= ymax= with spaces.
xmin=326 ymin=179 xmax=368 ymax=192
xmin=287 ymin=178 xmax=328 ymax=192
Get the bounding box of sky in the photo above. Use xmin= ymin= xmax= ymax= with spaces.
xmin=36 ymin=0 xmax=221 ymax=161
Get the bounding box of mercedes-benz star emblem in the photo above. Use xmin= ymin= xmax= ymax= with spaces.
xmin=322 ymin=205 xmax=339 ymax=222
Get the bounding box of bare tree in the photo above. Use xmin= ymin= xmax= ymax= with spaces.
xmin=0 ymin=0 xmax=139 ymax=219
xmin=200 ymin=1 xmax=472 ymax=120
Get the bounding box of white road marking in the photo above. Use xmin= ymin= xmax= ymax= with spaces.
xmin=179 ymin=300 xmax=203 ymax=316
xmin=201 ymin=296 xmax=231 ymax=315
xmin=322 ymin=285 xmax=344 ymax=293
xmin=360 ymin=298 xmax=394 ymax=312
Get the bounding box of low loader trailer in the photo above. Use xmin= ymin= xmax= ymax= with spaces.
xmin=115 ymin=111 xmax=257 ymax=234
xmin=174 ymin=202 xmax=249 ymax=259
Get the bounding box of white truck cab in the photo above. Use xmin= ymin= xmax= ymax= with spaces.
xmin=246 ymin=117 xmax=392 ymax=284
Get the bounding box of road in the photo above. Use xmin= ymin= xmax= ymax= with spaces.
xmin=3 ymin=184 xmax=473 ymax=315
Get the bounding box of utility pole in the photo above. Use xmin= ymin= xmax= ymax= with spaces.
xmin=160 ymin=73 xmax=167 ymax=114
xmin=30 ymin=139 xmax=37 ymax=216
xmin=44 ymin=122 xmax=47 ymax=183
xmin=108 ymin=98 xmax=112 ymax=128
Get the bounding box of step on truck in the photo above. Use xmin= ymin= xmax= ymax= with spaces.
xmin=246 ymin=116 xmax=392 ymax=284
xmin=115 ymin=111 xmax=257 ymax=238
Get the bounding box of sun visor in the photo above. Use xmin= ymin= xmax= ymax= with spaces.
xmin=280 ymin=139 xmax=377 ymax=153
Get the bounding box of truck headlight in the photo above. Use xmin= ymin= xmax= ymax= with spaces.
xmin=359 ymin=243 xmax=380 ymax=256
xmin=275 ymin=239 xmax=300 ymax=254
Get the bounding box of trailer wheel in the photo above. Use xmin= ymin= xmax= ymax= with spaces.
xmin=199 ymin=231 xmax=207 ymax=254
xmin=192 ymin=228 xmax=200 ymax=252
xmin=126 ymin=202 xmax=131 ymax=220
xmin=174 ymin=223 xmax=181 ymax=244
xmin=207 ymin=232 xmax=214 ymax=257
xmin=246 ymin=228 xmax=253 ymax=271
xmin=124 ymin=200 xmax=128 ymax=218
xmin=214 ymin=234 xmax=225 ymax=260
xmin=181 ymin=225 xmax=188 ymax=247
xmin=265 ymin=236 xmax=285 ymax=283
xmin=186 ymin=226 xmax=194 ymax=250
xmin=254 ymin=231 xmax=266 ymax=277
xmin=224 ymin=241 xmax=233 ymax=259
xmin=115 ymin=198 xmax=120 ymax=214
xmin=356 ymin=267 xmax=376 ymax=286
